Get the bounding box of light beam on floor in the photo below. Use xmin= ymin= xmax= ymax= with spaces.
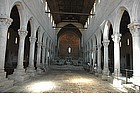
xmin=26 ymin=81 xmax=56 ymax=92
xmin=70 ymin=78 xmax=93 ymax=84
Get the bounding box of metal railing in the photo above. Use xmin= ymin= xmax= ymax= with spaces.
xmin=109 ymin=67 xmax=133 ymax=84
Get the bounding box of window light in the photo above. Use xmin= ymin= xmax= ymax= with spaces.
xmin=15 ymin=37 xmax=18 ymax=44
xmin=127 ymin=38 xmax=130 ymax=46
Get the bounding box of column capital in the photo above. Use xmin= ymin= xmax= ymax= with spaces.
xmin=128 ymin=22 xmax=140 ymax=36
xmin=92 ymin=47 xmax=96 ymax=52
xmin=18 ymin=29 xmax=28 ymax=38
xmin=42 ymin=45 xmax=46 ymax=48
xmin=102 ymin=39 xmax=110 ymax=47
xmin=0 ymin=17 xmax=13 ymax=29
xmin=29 ymin=37 xmax=36 ymax=44
xmin=37 ymin=42 xmax=42 ymax=47
xmin=111 ymin=33 xmax=122 ymax=43
xmin=97 ymin=44 xmax=102 ymax=49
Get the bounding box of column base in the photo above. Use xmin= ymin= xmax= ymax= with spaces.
xmin=45 ymin=65 xmax=49 ymax=71
xmin=0 ymin=70 xmax=6 ymax=80
xmin=102 ymin=69 xmax=110 ymax=80
xmin=0 ymin=71 xmax=14 ymax=92
xmin=26 ymin=67 xmax=37 ymax=77
xmin=97 ymin=67 xmax=102 ymax=74
xmin=8 ymin=68 xmax=30 ymax=83
xmin=108 ymin=76 xmax=123 ymax=88
xmin=36 ymin=67 xmax=44 ymax=74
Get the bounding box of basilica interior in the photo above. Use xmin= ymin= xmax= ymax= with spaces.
xmin=0 ymin=0 xmax=140 ymax=92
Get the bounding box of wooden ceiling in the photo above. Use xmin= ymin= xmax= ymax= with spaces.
xmin=46 ymin=0 xmax=95 ymax=26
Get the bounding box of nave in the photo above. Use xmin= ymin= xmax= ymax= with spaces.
xmin=4 ymin=66 xmax=121 ymax=93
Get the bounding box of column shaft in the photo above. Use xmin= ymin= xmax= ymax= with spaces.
xmin=37 ymin=42 xmax=42 ymax=67
xmin=112 ymin=33 xmax=121 ymax=76
xmin=42 ymin=46 xmax=46 ymax=65
xmin=102 ymin=39 xmax=110 ymax=75
xmin=97 ymin=44 xmax=102 ymax=73
xmin=17 ymin=29 xmax=28 ymax=69
xmin=0 ymin=18 xmax=12 ymax=73
xmin=128 ymin=22 xmax=140 ymax=81
xmin=29 ymin=37 xmax=36 ymax=68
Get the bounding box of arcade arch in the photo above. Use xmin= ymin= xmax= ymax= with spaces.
xmin=120 ymin=10 xmax=133 ymax=77
xmin=5 ymin=5 xmax=20 ymax=76
xmin=24 ymin=20 xmax=31 ymax=69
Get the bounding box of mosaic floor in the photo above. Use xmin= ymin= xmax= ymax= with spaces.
xmin=5 ymin=68 xmax=121 ymax=93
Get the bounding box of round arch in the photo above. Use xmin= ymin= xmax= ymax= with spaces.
xmin=103 ymin=20 xmax=113 ymax=40
xmin=114 ymin=6 xmax=132 ymax=33
xmin=57 ymin=24 xmax=82 ymax=62
xmin=26 ymin=17 xmax=36 ymax=37
xmin=9 ymin=1 xmax=26 ymax=29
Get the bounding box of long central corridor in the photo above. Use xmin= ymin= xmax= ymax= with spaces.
xmin=5 ymin=67 xmax=121 ymax=93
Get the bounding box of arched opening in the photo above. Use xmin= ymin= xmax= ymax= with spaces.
xmin=57 ymin=24 xmax=82 ymax=66
xmin=108 ymin=25 xmax=114 ymax=74
xmin=24 ymin=21 xmax=31 ymax=69
xmin=5 ymin=5 xmax=20 ymax=77
xmin=120 ymin=10 xmax=133 ymax=77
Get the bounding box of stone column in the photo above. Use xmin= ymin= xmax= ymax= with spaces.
xmin=88 ymin=49 xmax=90 ymax=63
xmin=48 ymin=49 xmax=50 ymax=66
xmin=42 ymin=45 xmax=46 ymax=67
xmin=102 ymin=39 xmax=110 ymax=80
xmin=92 ymin=47 xmax=96 ymax=71
xmin=0 ymin=17 xmax=12 ymax=79
xmin=0 ymin=17 xmax=14 ymax=91
xmin=29 ymin=37 xmax=36 ymax=68
xmin=90 ymin=49 xmax=92 ymax=68
xmin=17 ymin=29 xmax=28 ymax=70
xmin=128 ymin=22 xmax=140 ymax=84
xmin=8 ymin=29 xmax=30 ymax=83
xmin=112 ymin=33 xmax=121 ymax=77
xmin=90 ymin=48 xmax=93 ymax=72
xmin=97 ymin=44 xmax=102 ymax=74
xmin=45 ymin=47 xmax=49 ymax=69
xmin=36 ymin=42 xmax=43 ymax=73
xmin=26 ymin=37 xmax=37 ymax=76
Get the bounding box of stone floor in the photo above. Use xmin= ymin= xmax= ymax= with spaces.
xmin=4 ymin=68 xmax=122 ymax=93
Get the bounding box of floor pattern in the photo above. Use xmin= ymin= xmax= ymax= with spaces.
xmin=5 ymin=69 xmax=121 ymax=93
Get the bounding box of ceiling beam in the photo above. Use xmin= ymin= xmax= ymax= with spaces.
xmin=45 ymin=11 xmax=95 ymax=16
xmin=52 ymin=26 xmax=87 ymax=29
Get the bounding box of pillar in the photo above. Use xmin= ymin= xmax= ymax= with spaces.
xmin=112 ymin=33 xmax=121 ymax=77
xmin=8 ymin=29 xmax=30 ymax=83
xmin=26 ymin=37 xmax=37 ymax=76
xmin=36 ymin=42 xmax=42 ymax=70
xmin=97 ymin=44 xmax=102 ymax=74
xmin=0 ymin=17 xmax=12 ymax=79
xmin=29 ymin=37 xmax=36 ymax=68
xmin=0 ymin=17 xmax=14 ymax=91
xmin=17 ymin=29 xmax=28 ymax=70
xmin=102 ymin=39 xmax=110 ymax=80
xmin=45 ymin=46 xmax=49 ymax=69
xmin=42 ymin=45 xmax=46 ymax=67
xmin=128 ymin=22 xmax=140 ymax=84
xmin=92 ymin=47 xmax=96 ymax=72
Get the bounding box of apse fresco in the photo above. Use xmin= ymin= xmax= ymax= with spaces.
xmin=59 ymin=32 xmax=80 ymax=59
